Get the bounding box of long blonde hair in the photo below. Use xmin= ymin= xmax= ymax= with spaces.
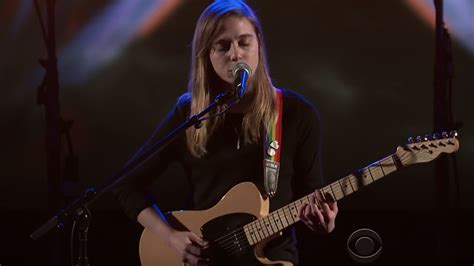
xmin=186 ymin=0 xmax=276 ymax=157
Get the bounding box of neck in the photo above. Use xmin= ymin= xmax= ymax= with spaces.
xmin=228 ymin=88 xmax=256 ymax=113
xmin=213 ymin=78 xmax=255 ymax=114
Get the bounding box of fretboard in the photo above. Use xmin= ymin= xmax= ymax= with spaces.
xmin=243 ymin=153 xmax=402 ymax=245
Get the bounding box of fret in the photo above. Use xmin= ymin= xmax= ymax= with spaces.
xmin=378 ymin=161 xmax=385 ymax=176
xmin=359 ymin=168 xmax=373 ymax=186
xmin=278 ymin=209 xmax=286 ymax=228
xmin=243 ymin=226 xmax=254 ymax=245
xmin=332 ymin=182 xmax=344 ymax=200
xmin=268 ymin=214 xmax=279 ymax=233
xmin=240 ymin=150 xmax=422 ymax=247
xmin=253 ymin=221 xmax=263 ymax=241
xmin=316 ymin=186 xmax=329 ymax=202
xmin=282 ymin=207 xmax=290 ymax=224
xmin=337 ymin=179 xmax=346 ymax=197
xmin=366 ymin=165 xmax=378 ymax=180
xmin=392 ymin=154 xmax=403 ymax=169
xmin=263 ymin=216 xmax=275 ymax=235
xmin=277 ymin=209 xmax=287 ymax=228
xmin=367 ymin=166 xmax=375 ymax=182
xmin=328 ymin=183 xmax=337 ymax=200
xmin=290 ymin=202 xmax=300 ymax=221
xmin=340 ymin=176 xmax=354 ymax=197
xmin=273 ymin=211 xmax=284 ymax=230
xmin=259 ymin=216 xmax=270 ymax=238
xmin=283 ymin=207 xmax=292 ymax=225
xmin=284 ymin=206 xmax=295 ymax=224
xmin=346 ymin=175 xmax=356 ymax=193
xmin=256 ymin=220 xmax=266 ymax=241
xmin=348 ymin=175 xmax=359 ymax=191
xmin=381 ymin=156 xmax=397 ymax=176
xmin=247 ymin=225 xmax=258 ymax=244
xmin=276 ymin=210 xmax=286 ymax=230
xmin=294 ymin=199 xmax=304 ymax=218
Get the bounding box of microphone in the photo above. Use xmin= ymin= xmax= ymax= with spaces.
xmin=232 ymin=62 xmax=252 ymax=99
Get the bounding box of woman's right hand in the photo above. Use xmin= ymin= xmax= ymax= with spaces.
xmin=167 ymin=230 xmax=211 ymax=266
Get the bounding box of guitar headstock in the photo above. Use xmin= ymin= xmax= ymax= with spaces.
xmin=395 ymin=131 xmax=460 ymax=166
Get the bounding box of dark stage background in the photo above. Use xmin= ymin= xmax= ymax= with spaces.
xmin=1 ymin=0 xmax=473 ymax=265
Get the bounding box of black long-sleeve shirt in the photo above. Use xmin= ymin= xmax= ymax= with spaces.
xmin=113 ymin=89 xmax=324 ymax=265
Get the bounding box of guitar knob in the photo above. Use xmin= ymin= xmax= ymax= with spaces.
xmin=416 ymin=136 xmax=422 ymax=142
xmin=432 ymin=133 xmax=440 ymax=139
xmin=407 ymin=137 xmax=414 ymax=143
xmin=424 ymin=134 xmax=431 ymax=141
xmin=450 ymin=131 xmax=458 ymax=138
xmin=442 ymin=132 xmax=448 ymax=138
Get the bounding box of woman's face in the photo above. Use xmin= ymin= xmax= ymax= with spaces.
xmin=209 ymin=15 xmax=259 ymax=86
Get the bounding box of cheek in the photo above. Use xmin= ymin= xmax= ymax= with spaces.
xmin=209 ymin=53 xmax=222 ymax=73
xmin=249 ymin=46 xmax=260 ymax=73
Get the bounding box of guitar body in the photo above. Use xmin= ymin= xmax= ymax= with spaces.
xmin=138 ymin=132 xmax=459 ymax=266
xmin=139 ymin=182 xmax=293 ymax=266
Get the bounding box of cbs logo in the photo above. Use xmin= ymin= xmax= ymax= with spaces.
xmin=346 ymin=228 xmax=382 ymax=263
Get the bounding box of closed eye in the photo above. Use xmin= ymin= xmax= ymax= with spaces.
xmin=213 ymin=41 xmax=231 ymax=52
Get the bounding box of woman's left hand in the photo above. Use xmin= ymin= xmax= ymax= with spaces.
xmin=298 ymin=190 xmax=338 ymax=234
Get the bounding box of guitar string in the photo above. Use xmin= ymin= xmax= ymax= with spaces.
xmin=214 ymin=199 xmax=308 ymax=253
xmin=217 ymin=198 xmax=315 ymax=254
xmin=218 ymin=154 xmax=424 ymax=255
xmin=218 ymin=233 xmax=248 ymax=254
xmin=215 ymin=210 xmax=290 ymax=252
xmin=215 ymin=149 xmax=416 ymax=253
xmin=212 ymin=144 xmax=454 ymax=255
xmin=214 ymin=206 xmax=295 ymax=249
xmin=216 ymin=149 xmax=416 ymax=254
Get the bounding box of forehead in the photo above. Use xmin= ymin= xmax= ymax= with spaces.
xmin=212 ymin=15 xmax=257 ymax=41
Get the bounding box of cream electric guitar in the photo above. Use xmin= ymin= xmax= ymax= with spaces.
xmin=139 ymin=132 xmax=460 ymax=266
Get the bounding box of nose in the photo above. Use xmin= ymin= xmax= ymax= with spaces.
xmin=228 ymin=42 xmax=242 ymax=62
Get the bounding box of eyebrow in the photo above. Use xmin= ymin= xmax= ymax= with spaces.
xmin=213 ymin=33 xmax=254 ymax=44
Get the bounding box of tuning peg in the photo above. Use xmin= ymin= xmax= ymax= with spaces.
xmin=432 ymin=133 xmax=440 ymax=139
xmin=424 ymin=134 xmax=431 ymax=141
xmin=407 ymin=137 xmax=414 ymax=143
xmin=450 ymin=131 xmax=458 ymax=138
xmin=416 ymin=136 xmax=422 ymax=142
xmin=442 ymin=132 xmax=448 ymax=138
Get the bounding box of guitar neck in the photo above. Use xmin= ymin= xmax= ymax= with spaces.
xmin=243 ymin=153 xmax=403 ymax=245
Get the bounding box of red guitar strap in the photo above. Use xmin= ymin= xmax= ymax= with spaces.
xmin=263 ymin=88 xmax=283 ymax=198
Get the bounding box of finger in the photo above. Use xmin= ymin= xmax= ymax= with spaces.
xmin=324 ymin=200 xmax=338 ymax=214
xmin=303 ymin=204 xmax=315 ymax=227
xmin=322 ymin=202 xmax=331 ymax=216
xmin=189 ymin=232 xmax=209 ymax=247
xmin=312 ymin=191 xmax=323 ymax=209
xmin=310 ymin=192 xmax=325 ymax=219
xmin=316 ymin=190 xmax=327 ymax=206
xmin=183 ymin=252 xmax=209 ymax=265
xmin=185 ymin=243 xmax=203 ymax=257
xmin=309 ymin=196 xmax=318 ymax=216
xmin=312 ymin=203 xmax=326 ymax=227
xmin=330 ymin=201 xmax=339 ymax=213
xmin=298 ymin=203 xmax=308 ymax=220
xmin=324 ymin=192 xmax=334 ymax=201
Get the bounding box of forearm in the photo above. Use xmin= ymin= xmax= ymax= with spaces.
xmin=137 ymin=205 xmax=175 ymax=240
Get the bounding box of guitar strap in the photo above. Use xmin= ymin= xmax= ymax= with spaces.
xmin=263 ymin=88 xmax=283 ymax=198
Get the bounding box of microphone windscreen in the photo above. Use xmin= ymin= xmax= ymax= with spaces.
xmin=232 ymin=63 xmax=252 ymax=78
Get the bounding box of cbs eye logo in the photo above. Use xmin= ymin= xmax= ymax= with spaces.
xmin=346 ymin=228 xmax=382 ymax=263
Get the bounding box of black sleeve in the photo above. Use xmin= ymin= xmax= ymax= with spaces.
xmin=293 ymin=97 xmax=325 ymax=197
xmin=111 ymin=95 xmax=189 ymax=220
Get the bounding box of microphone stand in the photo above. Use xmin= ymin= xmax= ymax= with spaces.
xmin=33 ymin=0 xmax=66 ymax=264
xmin=31 ymin=89 xmax=239 ymax=264
xmin=432 ymin=1 xmax=459 ymax=265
